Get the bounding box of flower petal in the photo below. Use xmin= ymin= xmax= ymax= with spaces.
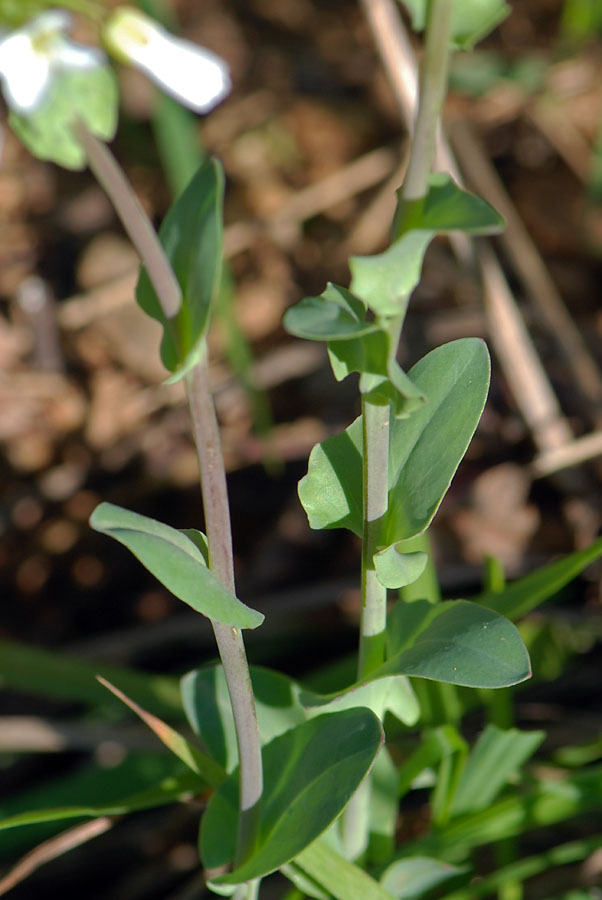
xmin=104 ymin=8 xmax=230 ymax=113
xmin=0 ymin=31 xmax=52 ymax=112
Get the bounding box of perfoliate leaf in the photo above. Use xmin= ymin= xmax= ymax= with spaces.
xmin=90 ymin=503 xmax=263 ymax=629
xmin=394 ymin=173 xmax=505 ymax=239
xmin=298 ymin=339 xmax=490 ymax=541
xmin=349 ymin=230 xmax=433 ymax=317
xmin=136 ymin=158 xmax=224 ymax=377
xmin=9 ymin=65 xmax=118 ymax=170
xmin=374 ymin=546 xmax=428 ymax=589
xmin=283 ymin=283 xmax=379 ymax=341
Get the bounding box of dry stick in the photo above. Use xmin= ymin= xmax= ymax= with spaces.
xmin=449 ymin=118 xmax=602 ymax=414
xmin=361 ymin=0 xmax=579 ymax=465
xmin=0 ymin=818 xmax=115 ymax=896
xmin=77 ymin=123 xmax=262 ymax=873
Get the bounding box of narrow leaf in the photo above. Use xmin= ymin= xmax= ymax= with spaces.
xmin=478 ymin=537 xmax=602 ymax=620
xmin=0 ymin=771 xmax=204 ymax=831
xmin=96 ymin=676 xmax=226 ymax=787
xmin=0 ymin=639 xmax=181 ymax=717
xmin=381 ymin=857 xmax=467 ymax=899
xmin=450 ymin=725 xmax=545 ymax=816
xmin=90 ymin=503 xmax=263 ymax=629
xmin=136 ymin=158 xmax=224 ymax=377
xmin=294 ymin=839 xmax=396 ymax=900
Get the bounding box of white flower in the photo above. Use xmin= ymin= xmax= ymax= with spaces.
xmin=103 ymin=7 xmax=230 ymax=114
xmin=0 ymin=9 xmax=105 ymax=114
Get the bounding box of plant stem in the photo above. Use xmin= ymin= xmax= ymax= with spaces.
xmin=73 ymin=121 xmax=182 ymax=319
xmin=357 ymin=397 xmax=390 ymax=679
xmin=185 ymin=359 xmax=263 ymax=867
xmin=78 ymin=123 xmax=263 ymax=871
xmin=402 ymin=0 xmax=454 ymax=202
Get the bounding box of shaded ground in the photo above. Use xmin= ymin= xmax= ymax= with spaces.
xmin=1 ymin=0 xmax=602 ymax=897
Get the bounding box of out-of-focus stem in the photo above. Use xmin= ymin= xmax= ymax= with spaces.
xmin=73 ymin=121 xmax=182 ymax=319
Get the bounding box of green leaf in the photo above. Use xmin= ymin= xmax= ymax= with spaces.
xmin=97 ymin=676 xmax=226 ymax=787
xmin=397 ymin=764 xmax=602 ymax=860
xmin=294 ymin=839 xmax=396 ymax=900
xmin=478 ymin=537 xmax=602 ymax=620
xmin=369 ymin=750 xmax=399 ymax=864
xmin=329 ymin=331 xmax=427 ymax=418
xmin=300 ymin=675 xmax=419 ymax=726
xmin=299 ymin=415 xmax=363 ymax=535
xmin=0 ymin=639 xmax=181 ymax=717
xmin=381 ymin=857 xmax=467 ymax=899
xmin=384 ymin=338 xmax=490 ymax=543
xmin=136 ymin=158 xmax=224 ymax=377
xmin=350 ymin=230 xmax=433 ymax=317
xmin=0 ymin=770 xmax=203 ymax=831
xmin=90 ymin=503 xmax=263 ymax=629
xmin=202 ymin=709 xmax=383 ymax=883
xmin=398 ymin=0 xmax=511 ymax=48
xmin=181 ymin=664 xmax=306 ymax=772
xmin=299 ymin=339 xmax=490 ymax=540
xmin=351 ymin=176 xmax=503 ymax=318
xmin=379 ymin=600 xmax=531 ymax=688
xmin=394 ymin=174 xmax=505 ymax=240
xmin=9 ymin=65 xmax=118 ymax=170
xmin=374 ymin=546 xmax=428 ymax=589
xmin=450 ymin=725 xmax=545 ymax=817
xmin=283 ymin=283 xmax=379 ymax=341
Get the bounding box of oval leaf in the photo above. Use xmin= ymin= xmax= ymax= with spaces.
xmin=379 ymin=600 xmax=531 ymax=688
xmin=90 ymin=503 xmax=263 ymax=629
xmin=385 ymin=338 xmax=490 ymax=543
xmin=202 ymin=709 xmax=383 ymax=883
xmin=298 ymin=339 xmax=490 ymax=540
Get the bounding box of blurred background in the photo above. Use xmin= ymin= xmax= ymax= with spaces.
xmin=1 ymin=0 xmax=602 ymax=897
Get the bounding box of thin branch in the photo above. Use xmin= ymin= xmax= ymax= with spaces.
xmin=73 ymin=121 xmax=182 ymax=320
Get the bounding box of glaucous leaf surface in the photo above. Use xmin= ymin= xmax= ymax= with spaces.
xmin=381 ymin=599 xmax=530 ymax=688
xmin=283 ymin=283 xmax=379 ymax=341
xmin=136 ymin=158 xmax=224 ymax=378
xmin=393 ymin=173 xmax=505 ymax=239
xmin=374 ymin=546 xmax=428 ymax=589
xmin=181 ymin=664 xmax=306 ymax=771
xmin=299 ymin=339 xmax=490 ymax=541
xmin=300 ymin=674 xmax=419 ymax=726
xmin=90 ymin=503 xmax=263 ymax=629
xmin=201 ymin=709 xmax=383 ymax=883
